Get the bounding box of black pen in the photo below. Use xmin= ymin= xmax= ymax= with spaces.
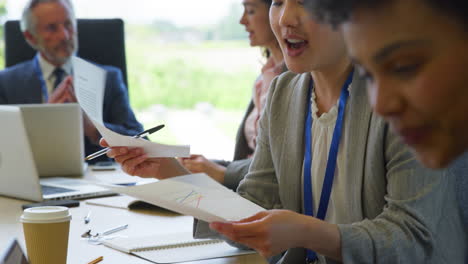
xmin=84 ymin=124 xmax=165 ymax=161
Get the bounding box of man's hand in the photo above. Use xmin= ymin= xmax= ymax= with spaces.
xmin=48 ymin=76 xmax=77 ymax=104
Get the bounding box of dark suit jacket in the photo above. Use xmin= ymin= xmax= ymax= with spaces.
xmin=214 ymin=100 xmax=255 ymax=190
xmin=0 ymin=58 xmax=143 ymax=162
xmin=216 ymin=63 xmax=288 ymax=191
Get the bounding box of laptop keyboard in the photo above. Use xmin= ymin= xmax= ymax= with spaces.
xmin=41 ymin=185 xmax=75 ymax=195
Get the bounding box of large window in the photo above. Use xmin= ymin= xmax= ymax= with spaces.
xmin=3 ymin=0 xmax=264 ymax=159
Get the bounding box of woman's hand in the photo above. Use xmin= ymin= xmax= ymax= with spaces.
xmin=178 ymin=154 xmax=226 ymax=183
xmin=100 ymin=139 xmax=190 ymax=179
xmin=210 ymin=209 xmax=342 ymax=261
xmin=210 ymin=210 xmax=310 ymax=258
xmin=100 ymin=138 xmax=160 ymax=178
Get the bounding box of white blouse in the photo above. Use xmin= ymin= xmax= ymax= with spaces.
xmin=303 ymin=85 xmax=352 ymax=224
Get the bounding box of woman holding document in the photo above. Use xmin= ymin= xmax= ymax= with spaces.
xmin=101 ymin=0 xmax=467 ymax=263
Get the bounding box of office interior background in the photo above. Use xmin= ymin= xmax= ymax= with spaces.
xmin=3 ymin=0 xmax=264 ymax=160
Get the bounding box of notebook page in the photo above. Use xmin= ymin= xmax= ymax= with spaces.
xmin=103 ymin=232 xmax=255 ymax=263
xmin=102 ymin=232 xmax=218 ymax=253
xmin=134 ymin=242 xmax=254 ymax=263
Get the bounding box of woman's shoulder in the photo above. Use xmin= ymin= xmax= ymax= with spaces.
xmin=262 ymin=71 xmax=311 ymax=121
xmin=272 ymin=71 xmax=309 ymax=89
xmin=267 ymin=71 xmax=310 ymax=100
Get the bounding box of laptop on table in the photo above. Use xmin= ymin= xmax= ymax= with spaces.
xmin=0 ymin=104 xmax=113 ymax=202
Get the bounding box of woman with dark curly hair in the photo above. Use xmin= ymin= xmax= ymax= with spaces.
xmin=306 ymin=0 xmax=468 ymax=169
xmin=306 ymin=1 xmax=468 ymax=254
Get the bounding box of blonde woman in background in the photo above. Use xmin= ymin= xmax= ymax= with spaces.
xmin=179 ymin=0 xmax=285 ymax=190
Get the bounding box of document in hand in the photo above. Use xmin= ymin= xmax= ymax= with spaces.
xmin=97 ymin=173 xmax=266 ymax=222
xmin=71 ymin=56 xmax=189 ymax=157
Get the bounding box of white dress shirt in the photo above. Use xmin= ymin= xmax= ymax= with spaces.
xmin=37 ymin=53 xmax=72 ymax=101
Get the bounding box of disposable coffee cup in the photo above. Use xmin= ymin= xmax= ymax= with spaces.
xmin=20 ymin=206 xmax=72 ymax=264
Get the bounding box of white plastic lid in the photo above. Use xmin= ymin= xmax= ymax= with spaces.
xmin=20 ymin=206 xmax=72 ymax=224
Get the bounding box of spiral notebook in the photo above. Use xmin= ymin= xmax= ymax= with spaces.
xmin=102 ymin=232 xmax=255 ymax=263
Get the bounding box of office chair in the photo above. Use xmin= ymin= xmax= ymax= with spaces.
xmin=4 ymin=18 xmax=128 ymax=87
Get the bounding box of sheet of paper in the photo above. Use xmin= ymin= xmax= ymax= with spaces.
xmin=96 ymin=173 xmax=265 ymax=222
xmin=72 ymin=56 xmax=190 ymax=157
xmin=93 ymin=121 xmax=190 ymax=157
xmin=72 ymin=56 xmax=105 ymax=123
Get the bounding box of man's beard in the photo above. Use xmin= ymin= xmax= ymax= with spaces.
xmin=42 ymin=36 xmax=78 ymax=65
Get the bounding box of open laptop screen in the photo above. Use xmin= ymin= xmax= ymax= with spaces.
xmin=0 ymin=105 xmax=111 ymax=202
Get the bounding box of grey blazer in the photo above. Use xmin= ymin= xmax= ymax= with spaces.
xmin=236 ymin=71 xmax=467 ymax=263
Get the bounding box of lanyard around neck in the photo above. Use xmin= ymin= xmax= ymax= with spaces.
xmin=303 ymin=70 xmax=353 ymax=262
xmin=33 ymin=55 xmax=49 ymax=102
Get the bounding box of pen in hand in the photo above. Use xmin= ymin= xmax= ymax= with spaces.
xmin=85 ymin=124 xmax=165 ymax=161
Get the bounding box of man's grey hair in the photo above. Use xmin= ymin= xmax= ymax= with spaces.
xmin=20 ymin=0 xmax=76 ymax=35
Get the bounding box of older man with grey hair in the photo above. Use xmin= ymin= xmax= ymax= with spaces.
xmin=0 ymin=0 xmax=143 ymax=163
xmin=21 ymin=0 xmax=78 ymax=67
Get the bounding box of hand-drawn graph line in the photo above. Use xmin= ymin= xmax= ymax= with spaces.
xmin=174 ymin=190 xmax=204 ymax=208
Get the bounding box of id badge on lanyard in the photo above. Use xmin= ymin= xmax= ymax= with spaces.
xmin=303 ymin=70 xmax=353 ymax=262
